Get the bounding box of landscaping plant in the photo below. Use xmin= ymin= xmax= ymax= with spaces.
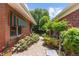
xmin=60 ymin=28 xmax=79 ymax=55
xmin=43 ymin=36 xmax=59 ymax=49
xmin=30 ymin=8 xmax=49 ymax=33
xmin=12 ymin=33 xmax=39 ymax=53
xmin=52 ymin=19 xmax=68 ymax=39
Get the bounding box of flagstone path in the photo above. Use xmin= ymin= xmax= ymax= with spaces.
xmin=12 ymin=37 xmax=58 ymax=56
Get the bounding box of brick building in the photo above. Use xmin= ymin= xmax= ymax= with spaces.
xmin=56 ymin=4 xmax=79 ymax=27
xmin=0 ymin=3 xmax=36 ymax=50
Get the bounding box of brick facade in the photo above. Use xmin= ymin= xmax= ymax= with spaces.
xmin=60 ymin=9 xmax=79 ymax=27
xmin=0 ymin=4 xmax=31 ymax=49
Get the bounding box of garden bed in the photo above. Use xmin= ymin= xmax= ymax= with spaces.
xmin=0 ymin=33 xmax=39 ymax=56
xmin=12 ymin=33 xmax=39 ymax=53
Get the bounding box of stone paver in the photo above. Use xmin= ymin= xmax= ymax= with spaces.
xmin=46 ymin=50 xmax=58 ymax=56
xmin=12 ymin=37 xmax=58 ymax=56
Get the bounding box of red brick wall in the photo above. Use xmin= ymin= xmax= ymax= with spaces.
xmin=60 ymin=9 xmax=79 ymax=27
xmin=0 ymin=4 xmax=31 ymax=49
xmin=7 ymin=4 xmax=31 ymax=36
xmin=0 ymin=4 xmax=10 ymax=49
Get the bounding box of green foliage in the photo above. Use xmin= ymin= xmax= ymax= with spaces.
xmin=30 ymin=33 xmax=39 ymax=42
xmin=2 ymin=42 xmax=10 ymax=54
xmin=39 ymin=16 xmax=50 ymax=28
xmin=12 ymin=33 xmax=39 ymax=52
xmin=43 ymin=36 xmax=60 ymax=48
xmin=60 ymin=28 xmax=79 ymax=54
xmin=30 ymin=8 xmax=49 ymax=33
xmin=52 ymin=18 xmax=59 ymax=22
xmin=41 ymin=20 xmax=52 ymax=31
xmin=52 ymin=20 xmax=68 ymax=32
xmin=30 ymin=8 xmax=49 ymax=23
xmin=41 ymin=18 xmax=68 ymax=36
xmin=42 ymin=33 xmax=49 ymax=37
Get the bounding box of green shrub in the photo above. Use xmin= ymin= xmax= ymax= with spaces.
xmin=12 ymin=33 xmax=39 ymax=53
xmin=51 ymin=20 xmax=68 ymax=39
xmin=44 ymin=36 xmax=59 ymax=48
xmin=52 ymin=20 xmax=68 ymax=32
xmin=42 ymin=33 xmax=49 ymax=37
xmin=31 ymin=33 xmax=39 ymax=42
xmin=60 ymin=28 xmax=79 ymax=54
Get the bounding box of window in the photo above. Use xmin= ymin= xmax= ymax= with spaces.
xmin=10 ymin=12 xmax=27 ymax=37
xmin=10 ymin=12 xmax=17 ymax=36
xmin=18 ymin=18 xmax=27 ymax=27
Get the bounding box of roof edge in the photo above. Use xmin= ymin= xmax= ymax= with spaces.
xmin=20 ymin=4 xmax=37 ymax=25
xmin=8 ymin=3 xmax=37 ymax=25
xmin=55 ymin=3 xmax=79 ymax=19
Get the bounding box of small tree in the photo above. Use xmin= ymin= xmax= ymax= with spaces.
xmin=30 ymin=8 xmax=49 ymax=33
xmin=41 ymin=20 xmax=53 ymax=36
xmin=39 ymin=16 xmax=50 ymax=29
xmin=51 ymin=19 xmax=69 ymax=55
xmin=52 ymin=20 xmax=68 ymax=39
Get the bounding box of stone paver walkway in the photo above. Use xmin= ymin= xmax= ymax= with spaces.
xmin=12 ymin=37 xmax=58 ymax=56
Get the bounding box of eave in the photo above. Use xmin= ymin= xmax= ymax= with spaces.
xmin=8 ymin=3 xmax=37 ymax=25
xmin=56 ymin=3 xmax=79 ymax=19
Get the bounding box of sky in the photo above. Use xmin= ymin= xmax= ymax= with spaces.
xmin=26 ymin=3 xmax=69 ymax=19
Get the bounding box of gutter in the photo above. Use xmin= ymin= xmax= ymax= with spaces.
xmin=8 ymin=3 xmax=37 ymax=25
xmin=55 ymin=3 xmax=76 ymax=19
xmin=20 ymin=4 xmax=37 ymax=25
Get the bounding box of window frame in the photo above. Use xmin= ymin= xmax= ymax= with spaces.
xmin=10 ymin=11 xmax=27 ymax=39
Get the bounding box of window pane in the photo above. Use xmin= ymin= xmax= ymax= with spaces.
xmin=10 ymin=13 xmax=12 ymax=26
xmin=10 ymin=27 xmax=16 ymax=36
xmin=18 ymin=18 xmax=27 ymax=27
xmin=14 ymin=15 xmax=16 ymax=26
xmin=10 ymin=13 xmax=17 ymax=36
xmin=18 ymin=26 xmax=21 ymax=35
